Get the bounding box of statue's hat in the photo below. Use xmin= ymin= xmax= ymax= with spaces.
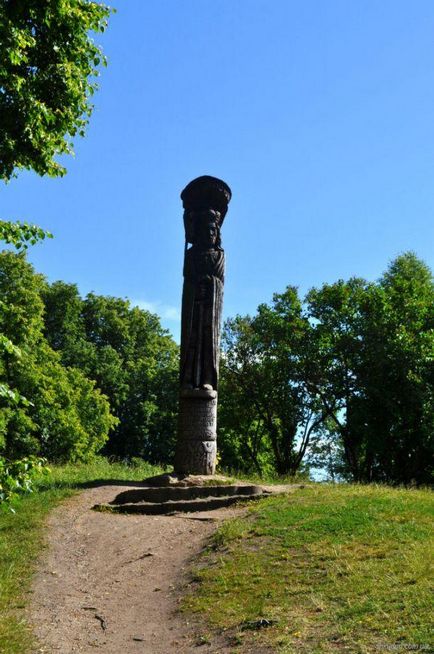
xmin=181 ymin=176 xmax=231 ymax=219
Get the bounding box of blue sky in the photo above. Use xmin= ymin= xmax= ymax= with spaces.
xmin=2 ymin=0 xmax=433 ymax=340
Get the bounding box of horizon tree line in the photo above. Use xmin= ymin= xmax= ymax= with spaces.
xmin=0 ymin=249 xmax=432 ymax=486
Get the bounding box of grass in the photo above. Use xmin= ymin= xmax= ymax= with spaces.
xmin=219 ymin=467 xmax=310 ymax=486
xmin=2 ymin=465 xmax=432 ymax=654
xmin=0 ymin=456 xmax=163 ymax=654
xmin=183 ymin=484 xmax=434 ymax=654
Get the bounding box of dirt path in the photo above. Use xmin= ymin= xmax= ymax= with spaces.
xmin=28 ymin=484 xmax=244 ymax=654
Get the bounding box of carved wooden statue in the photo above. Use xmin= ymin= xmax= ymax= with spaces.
xmin=174 ymin=176 xmax=231 ymax=475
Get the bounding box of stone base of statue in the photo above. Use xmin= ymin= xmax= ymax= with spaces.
xmin=174 ymin=388 xmax=217 ymax=475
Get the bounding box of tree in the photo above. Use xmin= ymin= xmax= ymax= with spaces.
xmin=0 ymin=252 xmax=116 ymax=461
xmin=218 ymin=360 xmax=272 ymax=476
xmin=0 ymin=1 xmax=115 ymax=480
xmin=220 ymin=253 xmax=433 ymax=483
xmin=305 ymin=253 xmax=433 ymax=484
xmin=42 ymin=282 xmax=179 ymax=464
xmin=220 ymin=287 xmax=326 ymax=476
xmin=373 ymin=253 xmax=433 ymax=484
xmin=0 ymin=0 xmax=112 ymax=180
xmin=0 ymin=205 xmax=53 ymax=421
xmin=304 ymin=277 xmax=377 ymax=480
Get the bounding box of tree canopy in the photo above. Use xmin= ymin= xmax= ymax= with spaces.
xmin=219 ymin=253 xmax=433 ymax=484
xmin=0 ymin=0 xmax=111 ymax=180
xmin=0 ymin=253 xmax=179 ymax=464
xmin=0 ymin=252 xmax=117 ymax=461
xmin=219 ymin=287 xmax=326 ymax=476
xmin=42 ymin=281 xmax=179 ymax=463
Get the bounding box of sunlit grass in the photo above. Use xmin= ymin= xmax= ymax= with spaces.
xmin=219 ymin=466 xmax=310 ymax=486
xmin=0 ymin=457 xmax=163 ymax=654
xmin=183 ymin=484 xmax=434 ymax=653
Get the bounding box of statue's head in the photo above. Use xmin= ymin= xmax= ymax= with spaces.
xmin=184 ymin=209 xmax=221 ymax=248
xmin=197 ymin=210 xmax=220 ymax=248
xmin=181 ymin=176 xmax=231 ymax=247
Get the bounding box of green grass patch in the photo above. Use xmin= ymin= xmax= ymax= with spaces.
xmin=219 ymin=467 xmax=310 ymax=486
xmin=183 ymin=484 xmax=434 ymax=653
xmin=0 ymin=456 xmax=163 ymax=654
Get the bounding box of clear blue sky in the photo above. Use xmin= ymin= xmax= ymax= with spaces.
xmin=2 ymin=0 xmax=433 ymax=340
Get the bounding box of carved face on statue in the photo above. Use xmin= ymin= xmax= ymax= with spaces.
xmin=184 ymin=208 xmax=221 ymax=248
xmin=196 ymin=210 xmax=220 ymax=249
xmin=200 ymin=221 xmax=218 ymax=248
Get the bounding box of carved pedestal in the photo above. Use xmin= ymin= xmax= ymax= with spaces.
xmin=174 ymin=389 xmax=217 ymax=475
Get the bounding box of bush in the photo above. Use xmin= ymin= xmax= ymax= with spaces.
xmin=0 ymin=455 xmax=49 ymax=510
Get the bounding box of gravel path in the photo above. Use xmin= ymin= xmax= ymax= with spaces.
xmin=28 ymin=484 xmax=244 ymax=654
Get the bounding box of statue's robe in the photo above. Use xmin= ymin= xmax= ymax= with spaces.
xmin=180 ymin=246 xmax=225 ymax=390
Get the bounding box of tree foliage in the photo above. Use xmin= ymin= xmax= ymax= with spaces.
xmin=0 ymin=251 xmax=179 ymax=467
xmin=305 ymin=253 xmax=433 ymax=484
xmin=0 ymin=219 xmax=52 ymax=249
xmin=0 ymin=218 xmax=52 ymax=415
xmin=0 ymin=455 xmax=49 ymax=509
xmin=220 ymin=287 xmax=327 ymax=476
xmin=220 ymin=253 xmax=433 ymax=484
xmin=0 ymin=252 xmax=117 ymax=461
xmin=42 ymin=282 xmax=179 ymax=464
xmin=0 ymin=0 xmax=112 ymax=180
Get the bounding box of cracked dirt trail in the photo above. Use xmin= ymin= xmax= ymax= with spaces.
xmin=29 ymin=484 xmax=242 ymax=654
